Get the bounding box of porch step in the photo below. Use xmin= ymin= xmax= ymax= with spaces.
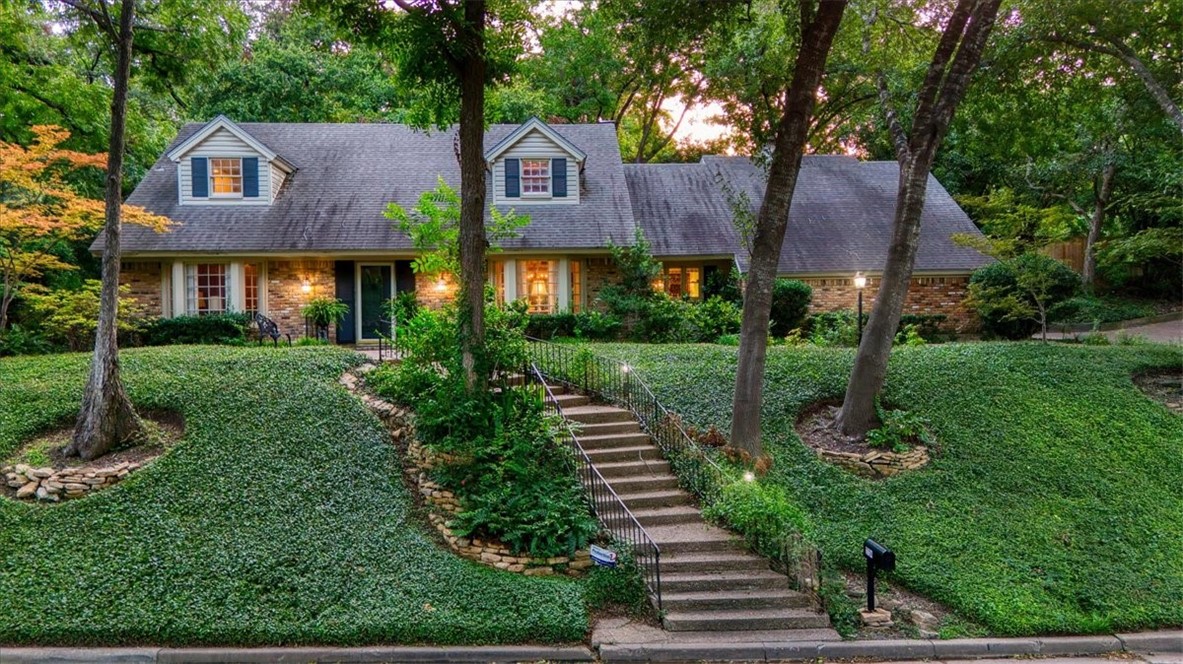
xmin=562 ymin=405 xmax=636 ymax=425
xmin=662 ymin=608 xmax=831 ymax=632
xmin=629 ymin=505 xmax=702 ymax=526
xmin=661 ymin=588 xmax=810 ymax=612
xmin=660 ymin=551 xmax=771 ymax=574
xmin=592 ymin=459 xmax=671 ymax=478
xmin=571 ymin=420 xmax=641 ymax=436
xmin=546 ymin=393 xmax=590 ymax=408
xmin=577 ymin=432 xmax=655 ymax=450
xmin=617 ymin=489 xmax=691 ymax=509
xmin=660 ymin=570 xmax=789 ymax=593
xmin=583 ymin=445 xmax=663 ymax=463
xmin=605 ymin=474 xmax=681 ymax=493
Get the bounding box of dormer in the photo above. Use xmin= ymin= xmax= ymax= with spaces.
xmin=486 ymin=117 xmax=587 ymax=206
xmin=166 ymin=116 xmax=295 ymax=206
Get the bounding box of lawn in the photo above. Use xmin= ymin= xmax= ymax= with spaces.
xmin=0 ymin=346 xmax=586 ymax=646
xmin=583 ymin=341 xmax=1183 ymax=636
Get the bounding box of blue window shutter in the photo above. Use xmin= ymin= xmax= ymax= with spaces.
xmin=243 ymin=157 xmax=259 ymax=197
xmin=552 ymin=158 xmax=567 ymax=197
xmin=504 ymin=158 xmax=520 ymax=198
xmin=191 ymin=157 xmax=208 ymax=198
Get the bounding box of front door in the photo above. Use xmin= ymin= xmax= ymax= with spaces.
xmin=358 ymin=264 xmax=392 ymax=340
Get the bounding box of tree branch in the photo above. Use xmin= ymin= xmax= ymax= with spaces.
xmin=876 ymin=73 xmax=910 ymax=162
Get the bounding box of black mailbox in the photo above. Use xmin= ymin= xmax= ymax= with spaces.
xmin=863 ymin=538 xmax=895 ymax=612
xmin=864 ymin=539 xmax=895 ymax=572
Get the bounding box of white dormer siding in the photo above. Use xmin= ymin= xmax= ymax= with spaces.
xmin=491 ymin=128 xmax=581 ymax=206
xmin=178 ymin=127 xmax=272 ymax=205
xmin=270 ymin=162 xmax=286 ymax=200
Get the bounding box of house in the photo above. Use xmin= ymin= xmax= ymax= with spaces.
xmin=107 ymin=116 xmax=991 ymax=342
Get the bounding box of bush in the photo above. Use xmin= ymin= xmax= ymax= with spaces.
xmin=526 ymin=311 xmax=577 ymax=339
xmin=21 ymin=281 xmax=147 ymax=351
xmin=690 ymin=296 xmax=742 ymax=342
xmin=301 ymin=297 xmax=349 ymax=329
xmin=805 ymin=311 xmax=860 ymax=347
xmin=716 ymin=333 xmax=740 ymax=346
xmin=969 ymin=254 xmax=1080 ymax=340
xmin=865 ymin=400 xmax=932 ymax=452
xmin=142 ymin=312 xmax=252 ymax=346
xmin=0 ymin=324 xmax=51 ymax=357
xmin=897 ymin=313 xmax=952 ymax=342
xmin=769 ymin=279 xmax=812 ymax=337
xmin=703 ymin=268 xmax=743 ymax=304
xmin=703 ymin=475 xmax=813 ymax=561
xmin=1049 ymin=295 xmax=1155 ymax=326
xmin=573 ymin=310 xmax=621 ymax=340
xmin=583 ymin=551 xmax=650 ymax=616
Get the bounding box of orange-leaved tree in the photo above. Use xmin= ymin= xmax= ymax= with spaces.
xmin=0 ymin=125 xmax=171 ymax=331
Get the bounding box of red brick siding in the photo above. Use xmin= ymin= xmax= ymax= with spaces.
xmin=266 ymin=259 xmax=336 ymax=340
xmin=119 ymin=261 xmax=163 ymax=317
xmin=797 ymin=274 xmax=975 ymax=331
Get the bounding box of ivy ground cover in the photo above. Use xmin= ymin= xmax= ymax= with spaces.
xmin=585 ymin=342 xmax=1183 ymax=636
xmin=0 ymin=347 xmax=586 ymax=646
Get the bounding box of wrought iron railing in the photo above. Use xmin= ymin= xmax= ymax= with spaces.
xmin=519 ymin=362 xmax=662 ymax=611
xmin=527 ymin=337 xmax=728 ymax=506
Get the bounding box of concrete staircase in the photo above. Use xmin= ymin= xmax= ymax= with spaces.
xmin=545 ymin=384 xmax=835 ymax=636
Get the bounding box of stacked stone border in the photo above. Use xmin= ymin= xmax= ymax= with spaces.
xmin=3 ymin=462 xmax=141 ymax=502
xmin=339 ymin=367 xmax=592 ymax=577
xmin=815 ymin=446 xmax=930 ymax=478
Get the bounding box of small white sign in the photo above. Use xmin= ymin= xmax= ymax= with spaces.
xmin=590 ymin=544 xmax=617 ymax=568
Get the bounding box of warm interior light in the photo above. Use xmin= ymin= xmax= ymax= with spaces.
xmin=743 ymin=471 xmax=756 ymax=482
xmin=854 ymin=273 xmax=867 ymax=289
xmin=300 ymin=280 xmax=312 ymax=294
xmin=435 ymin=278 xmax=447 ymax=292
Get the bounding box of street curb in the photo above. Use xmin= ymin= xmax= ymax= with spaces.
xmin=0 ymin=645 xmax=597 ymax=664
xmin=596 ymin=630 xmax=1183 ymax=663
xmin=1050 ymin=310 xmax=1183 ymax=334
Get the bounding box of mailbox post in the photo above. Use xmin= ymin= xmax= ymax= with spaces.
xmin=863 ymin=538 xmax=895 ymax=612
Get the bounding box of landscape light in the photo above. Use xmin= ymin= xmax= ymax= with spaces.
xmin=743 ymin=471 xmax=756 ymax=482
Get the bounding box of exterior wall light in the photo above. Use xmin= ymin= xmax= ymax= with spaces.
xmin=435 ymin=277 xmax=448 ymax=293
xmin=301 ymin=280 xmax=312 ymax=294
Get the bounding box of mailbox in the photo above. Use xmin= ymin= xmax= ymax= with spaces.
xmin=863 ymin=538 xmax=895 ymax=612
xmin=864 ymin=539 xmax=895 ymax=572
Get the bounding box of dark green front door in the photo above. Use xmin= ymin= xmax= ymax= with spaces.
xmin=359 ymin=264 xmax=392 ymax=340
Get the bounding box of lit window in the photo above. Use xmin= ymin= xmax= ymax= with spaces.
xmin=210 ymin=158 xmax=242 ymax=196
xmin=662 ymin=266 xmax=702 ymax=299
xmin=489 ymin=260 xmax=505 ymax=305
xmin=519 ymin=260 xmax=557 ymax=313
xmin=185 ymin=264 xmax=227 ymax=315
xmin=570 ymin=260 xmax=582 ymax=313
xmin=244 ymin=263 xmax=259 ymax=314
xmin=521 ymin=159 xmax=550 ymax=195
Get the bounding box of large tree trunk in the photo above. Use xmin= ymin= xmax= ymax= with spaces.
xmin=1081 ymin=161 xmax=1116 ymax=290
xmin=837 ymin=0 xmax=1002 ymax=438
xmin=729 ymin=0 xmax=848 ymax=457
xmin=456 ymin=0 xmax=488 ymax=390
xmin=68 ymin=0 xmax=141 ymax=460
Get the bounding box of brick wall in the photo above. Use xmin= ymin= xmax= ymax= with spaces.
xmin=415 ymin=271 xmax=456 ymax=309
xmin=119 ymin=261 xmax=163 ymax=317
xmin=266 ymin=259 xmax=336 ymax=340
xmin=798 ymin=274 xmax=975 ymax=331
xmin=584 ymin=257 xmax=620 ymax=309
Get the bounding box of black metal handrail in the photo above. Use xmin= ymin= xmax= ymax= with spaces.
xmin=526 ymin=337 xmax=728 ymax=506
xmin=520 ymin=362 xmax=662 ymax=611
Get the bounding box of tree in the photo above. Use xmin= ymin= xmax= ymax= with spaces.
xmin=315 ymin=0 xmax=526 ymax=389
xmin=837 ymin=0 xmax=1003 ymax=438
xmin=965 ymin=253 xmax=1081 ymax=342
xmin=729 ymin=0 xmax=849 ymax=457
xmin=0 ymin=125 xmax=167 ymax=332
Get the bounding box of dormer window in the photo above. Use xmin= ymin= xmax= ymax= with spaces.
xmin=521 ymin=159 xmax=551 ymax=196
xmin=210 ymin=158 xmax=243 ymax=197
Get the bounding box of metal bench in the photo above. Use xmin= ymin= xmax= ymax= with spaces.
xmin=254 ymin=312 xmax=292 ymax=347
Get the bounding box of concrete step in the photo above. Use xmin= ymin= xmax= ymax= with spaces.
xmin=660 ymin=551 xmax=771 ymax=574
xmin=645 ymin=524 xmax=743 ymax=554
xmin=577 ymin=432 xmax=655 ymax=450
xmin=605 ymin=474 xmax=681 ymax=493
xmin=562 ymin=405 xmax=636 ymax=425
xmin=571 ymin=420 xmax=641 ymax=436
xmin=629 ymin=505 xmax=703 ymax=526
xmin=547 ymin=393 xmax=590 ymax=408
xmin=584 ymin=445 xmax=663 ymax=463
xmin=593 ymin=459 xmax=671 ymax=478
xmin=662 ymin=607 xmax=832 ymax=632
xmin=660 ymin=570 xmax=787 ymax=592
xmin=661 ymin=588 xmax=811 ymax=612
xmin=617 ymin=489 xmax=691 ymax=509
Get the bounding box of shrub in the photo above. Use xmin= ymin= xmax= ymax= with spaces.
xmin=691 ymin=296 xmax=742 ymax=342
xmin=384 ymin=290 xmax=419 ymax=324
xmin=573 ymin=310 xmax=621 ymax=340
xmin=897 ymin=313 xmax=952 ymax=342
xmin=301 ymin=297 xmax=349 ymax=328
xmin=1049 ymin=295 xmax=1155 ymax=326
xmin=21 ymin=281 xmax=147 ymax=351
xmin=769 ymin=279 xmax=812 ymax=337
xmin=968 ymin=254 xmax=1080 ymax=340
xmin=703 ymin=475 xmax=813 ymax=561
xmin=526 ymin=311 xmax=577 ymax=339
xmin=703 ymin=268 xmax=743 ymax=303
xmin=0 ymin=324 xmax=51 ymax=357
xmin=806 ymin=311 xmax=859 ymax=347
xmin=142 ymin=312 xmax=252 ymax=346
xmin=894 ymin=324 xmax=927 ymax=346
xmin=716 ymin=333 xmax=740 ymax=346
xmin=583 ymin=551 xmax=650 ymax=616
xmin=865 ymin=400 xmax=932 ymax=452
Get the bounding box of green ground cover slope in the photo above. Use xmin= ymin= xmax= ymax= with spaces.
xmin=0 ymin=347 xmax=586 ymax=646
xmin=586 ymin=342 xmax=1183 ymax=635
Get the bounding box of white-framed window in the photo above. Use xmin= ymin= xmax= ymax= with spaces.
xmin=521 ymin=159 xmax=550 ymax=196
xmin=244 ymin=263 xmax=260 ymax=314
xmin=489 ymin=260 xmax=506 ymax=305
xmin=185 ymin=263 xmax=228 ymax=315
xmin=656 ymin=265 xmax=702 ymax=299
xmin=519 ymin=259 xmax=558 ymax=314
xmin=210 ymin=158 xmax=243 ymax=197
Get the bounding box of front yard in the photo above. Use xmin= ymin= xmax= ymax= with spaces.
xmin=585 ymin=342 xmax=1183 ymax=636
xmin=0 ymin=347 xmax=587 ymax=646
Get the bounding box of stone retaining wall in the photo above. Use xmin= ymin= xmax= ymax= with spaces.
xmin=340 ymin=370 xmax=592 ymax=577
xmin=816 ymin=446 xmax=929 ymax=478
xmin=3 ymin=462 xmax=140 ymax=502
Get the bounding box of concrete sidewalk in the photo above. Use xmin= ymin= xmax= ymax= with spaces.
xmin=0 ymin=644 xmax=596 ymax=664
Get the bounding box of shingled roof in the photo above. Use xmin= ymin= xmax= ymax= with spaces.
xmin=625 ymin=155 xmax=991 ymax=275
xmin=114 ymin=122 xmax=635 ymax=254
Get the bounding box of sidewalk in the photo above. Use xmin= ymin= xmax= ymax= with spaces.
xmin=1041 ymin=316 xmax=1183 ymax=344
xmin=2 ymin=631 xmax=1178 ymax=664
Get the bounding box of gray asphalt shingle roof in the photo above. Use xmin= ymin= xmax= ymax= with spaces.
xmin=627 ymin=155 xmax=990 ymax=274
xmin=114 ymin=122 xmax=635 ymax=254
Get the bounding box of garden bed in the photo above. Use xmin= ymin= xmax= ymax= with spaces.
xmin=1135 ymin=369 xmax=1183 ymax=415
xmin=795 ymin=403 xmax=930 ymax=478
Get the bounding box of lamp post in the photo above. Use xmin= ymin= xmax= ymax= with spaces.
xmin=854 ymin=273 xmax=867 ymax=344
